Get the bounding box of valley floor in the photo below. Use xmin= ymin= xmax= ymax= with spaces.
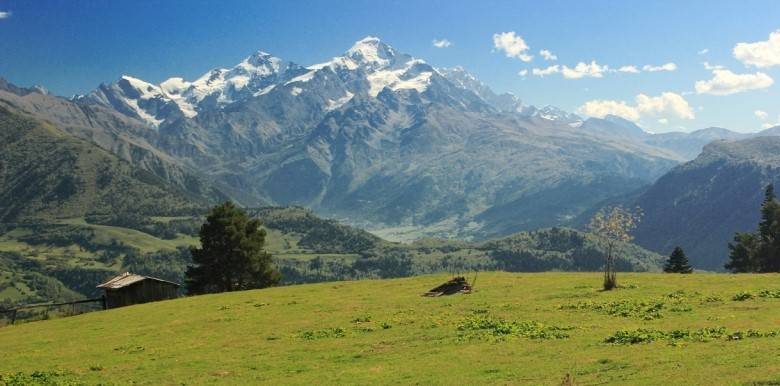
xmin=1 ymin=272 xmax=780 ymax=385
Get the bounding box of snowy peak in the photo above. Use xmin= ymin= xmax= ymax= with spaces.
xmin=345 ymin=36 xmax=398 ymax=68
xmin=117 ymin=75 xmax=164 ymax=100
xmin=536 ymin=105 xmax=582 ymax=123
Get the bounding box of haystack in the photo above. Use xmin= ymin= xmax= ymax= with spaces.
xmin=423 ymin=276 xmax=472 ymax=297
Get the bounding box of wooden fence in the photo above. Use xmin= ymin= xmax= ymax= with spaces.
xmin=0 ymin=297 xmax=106 ymax=326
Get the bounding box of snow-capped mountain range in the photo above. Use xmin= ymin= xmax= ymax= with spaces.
xmin=78 ymin=37 xmax=580 ymax=128
xmin=6 ymin=36 xmax=776 ymax=241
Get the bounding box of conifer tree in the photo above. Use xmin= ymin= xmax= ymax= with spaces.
xmin=664 ymin=246 xmax=693 ymax=273
xmin=725 ymin=232 xmax=759 ymax=273
xmin=186 ymin=201 xmax=281 ymax=294
xmin=758 ymin=184 xmax=780 ymax=271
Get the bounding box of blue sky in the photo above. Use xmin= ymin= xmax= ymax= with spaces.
xmin=1 ymin=0 xmax=780 ymax=132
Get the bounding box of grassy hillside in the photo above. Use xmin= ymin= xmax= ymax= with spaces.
xmin=2 ymin=272 xmax=780 ymax=384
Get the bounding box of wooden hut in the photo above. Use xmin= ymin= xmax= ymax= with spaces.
xmin=97 ymin=272 xmax=180 ymax=309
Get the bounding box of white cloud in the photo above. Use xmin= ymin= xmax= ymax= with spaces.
xmin=734 ymin=30 xmax=780 ymax=68
xmin=492 ymin=31 xmax=533 ymax=62
xmin=577 ymin=92 xmax=694 ymax=122
xmin=703 ymin=62 xmax=724 ymax=70
xmin=760 ymin=115 xmax=780 ymax=129
xmin=561 ymin=61 xmax=610 ymax=79
xmin=755 ymin=110 xmax=769 ymax=120
xmin=578 ymin=99 xmax=640 ymax=121
xmin=539 ymin=49 xmax=557 ymax=61
xmin=531 ymin=61 xmax=679 ymax=79
xmin=698 ymin=48 xmax=709 ymax=55
xmin=617 ymin=65 xmax=640 ymax=73
xmin=642 ymin=63 xmax=677 ymax=72
xmin=635 ymin=92 xmax=695 ymax=120
xmin=432 ymin=38 xmax=452 ymax=48
xmin=695 ymin=69 xmax=774 ymax=95
xmin=517 ymin=69 xmax=528 ymax=77
xmin=0 ymin=11 xmax=10 ymax=19
xmin=531 ymin=65 xmax=560 ymax=77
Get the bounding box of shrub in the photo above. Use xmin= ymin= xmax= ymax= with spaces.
xmin=732 ymin=291 xmax=754 ymax=301
xmin=298 ymin=327 xmax=346 ymax=340
xmin=758 ymin=289 xmax=780 ymax=298
xmin=457 ymin=314 xmax=571 ymax=340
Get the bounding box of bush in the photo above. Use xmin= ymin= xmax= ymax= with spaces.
xmin=732 ymin=291 xmax=754 ymax=301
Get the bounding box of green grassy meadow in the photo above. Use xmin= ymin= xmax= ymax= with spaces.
xmin=2 ymin=272 xmax=780 ymax=385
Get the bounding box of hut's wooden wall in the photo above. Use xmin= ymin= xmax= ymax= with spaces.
xmin=104 ymin=280 xmax=179 ymax=309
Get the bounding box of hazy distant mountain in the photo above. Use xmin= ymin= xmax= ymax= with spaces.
xmin=643 ymin=127 xmax=751 ymax=160
xmin=632 ymin=136 xmax=780 ymax=270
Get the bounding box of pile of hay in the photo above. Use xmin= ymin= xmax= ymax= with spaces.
xmin=423 ymin=276 xmax=472 ymax=297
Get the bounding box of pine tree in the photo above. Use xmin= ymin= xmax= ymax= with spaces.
xmin=664 ymin=246 xmax=693 ymax=273
xmin=725 ymin=232 xmax=759 ymax=273
xmin=758 ymin=184 xmax=780 ymax=271
xmin=759 ymin=184 xmax=777 ymax=242
xmin=186 ymin=201 xmax=281 ymax=294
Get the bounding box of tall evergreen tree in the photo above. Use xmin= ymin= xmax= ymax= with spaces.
xmin=186 ymin=201 xmax=281 ymax=294
xmin=664 ymin=246 xmax=693 ymax=273
xmin=725 ymin=232 xmax=759 ymax=273
xmin=759 ymin=184 xmax=777 ymax=241
xmin=758 ymin=184 xmax=780 ymax=271
xmin=725 ymin=184 xmax=780 ymax=273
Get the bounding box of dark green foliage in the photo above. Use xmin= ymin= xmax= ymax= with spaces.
xmin=457 ymin=314 xmax=572 ymax=340
xmin=0 ymin=252 xmax=81 ymax=307
xmin=725 ymin=233 xmax=760 ymax=273
xmin=187 ymin=202 xmax=281 ymax=294
xmin=86 ymin=213 xmax=201 ymax=240
xmin=0 ymin=370 xmax=79 ymax=386
xmin=726 ymin=184 xmax=780 ymax=272
xmin=663 ymin=246 xmax=693 ymax=273
xmin=352 ymin=251 xmax=413 ymax=279
xmin=123 ymin=247 xmax=192 ymax=285
xmin=481 ymin=227 xmax=661 ymax=273
xmin=604 ymin=327 xmax=780 ymax=345
xmin=253 ymin=207 xmax=380 ymax=253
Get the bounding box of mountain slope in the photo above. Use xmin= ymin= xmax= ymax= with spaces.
xmin=632 ymin=137 xmax=780 ymax=269
xmin=0 ymin=106 xmax=201 ymax=221
xmin=0 ymin=79 xmax=229 ymax=206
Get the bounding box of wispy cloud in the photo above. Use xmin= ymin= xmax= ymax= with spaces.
xmin=698 ymin=48 xmax=709 ymax=55
xmin=539 ymin=49 xmax=557 ymax=61
xmin=492 ymin=31 xmax=533 ymax=62
xmin=578 ymin=92 xmax=695 ymax=122
xmin=0 ymin=11 xmax=11 ymax=19
xmin=734 ymin=30 xmax=780 ymax=68
xmin=529 ymin=61 xmax=675 ymax=79
xmin=703 ymin=62 xmax=724 ymax=70
xmin=642 ymin=63 xmax=677 ymax=72
xmin=432 ymin=38 xmax=452 ymax=48
xmin=617 ymin=65 xmax=640 ymax=73
xmin=695 ymin=69 xmax=774 ymax=95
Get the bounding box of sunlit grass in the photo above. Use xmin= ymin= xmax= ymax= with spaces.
xmin=2 ymin=272 xmax=780 ymax=384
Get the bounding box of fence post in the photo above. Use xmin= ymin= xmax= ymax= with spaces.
xmin=10 ymin=309 xmax=17 ymax=325
xmin=101 ymin=295 xmax=107 ymax=310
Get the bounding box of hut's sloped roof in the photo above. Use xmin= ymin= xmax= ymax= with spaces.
xmin=97 ymin=272 xmax=180 ymax=289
